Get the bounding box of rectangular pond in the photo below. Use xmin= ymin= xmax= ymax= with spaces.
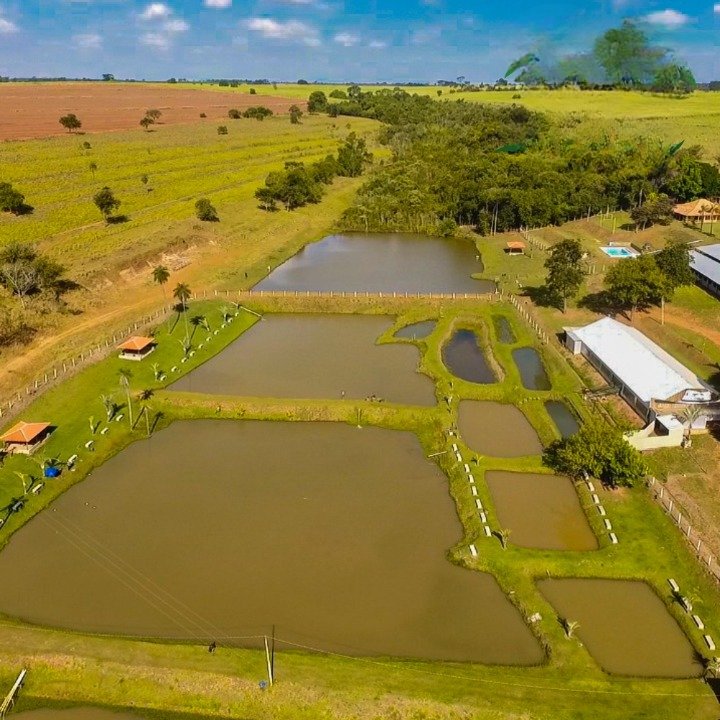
xmin=0 ymin=421 xmax=543 ymax=665
xmin=512 ymin=347 xmax=551 ymax=391
xmin=486 ymin=471 xmax=597 ymax=551
xmin=545 ymin=401 xmax=580 ymax=438
xmin=538 ymin=578 xmax=701 ymax=678
xmin=458 ymin=401 xmax=543 ymax=458
xmin=171 ymin=314 xmax=436 ymax=406
xmin=254 ymin=233 xmax=495 ymax=294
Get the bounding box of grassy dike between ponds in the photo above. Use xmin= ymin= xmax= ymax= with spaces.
xmin=0 ymin=297 xmax=718 ymax=720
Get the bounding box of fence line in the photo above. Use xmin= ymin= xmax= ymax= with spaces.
xmin=506 ymin=293 xmax=551 ymax=345
xmin=196 ymin=289 xmax=497 ymax=301
xmin=0 ymin=306 xmax=171 ymax=425
xmin=647 ymin=476 xmax=720 ymax=586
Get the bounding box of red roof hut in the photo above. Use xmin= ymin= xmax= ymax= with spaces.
xmin=118 ymin=336 xmax=155 ymax=361
xmin=1 ymin=421 xmax=52 ymax=455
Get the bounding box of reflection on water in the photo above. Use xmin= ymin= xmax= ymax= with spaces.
xmin=255 ymin=233 xmax=494 ymax=294
xmin=512 ymin=347 xmax=551 ymax=390
xmin=442 ymin=330 xmax=496 ymax=384
xmin=0 ymin=421 xmax=542 ymax=665
xmin=545 ymin=401 xmax=580 ymax=438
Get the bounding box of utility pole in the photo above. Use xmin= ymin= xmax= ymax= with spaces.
xmin=264 ymin=636 xmax=273 ymax=686
xmin=271 ymin=624 xmax=276 ymax=682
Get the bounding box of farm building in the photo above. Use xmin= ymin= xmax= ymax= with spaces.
xmin=564 ymin=317 xmax=713 ymax=422
xmin=690 ymin=244 xmax=720 ymax=298
xmin=118 ymin=336 xmax=156 ymax=361
xmin=673 ymin=199 xmax=720 ymax=223
xmin=1 ymin=421 xmax=53 ymax=455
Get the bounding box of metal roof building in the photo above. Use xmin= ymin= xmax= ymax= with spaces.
xmin=690 ymin=244 xmax=720 ymax=298
xmin=564 ymin=317 xmax=707 ymax=420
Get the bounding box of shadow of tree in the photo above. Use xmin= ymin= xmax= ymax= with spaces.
xmin=578 ymin=290 xmax=623 ymax=318
xmin=107 ymin=214 xmax=129 ymax=225
xmin=523 ymin=285 xmax=561 ymax=310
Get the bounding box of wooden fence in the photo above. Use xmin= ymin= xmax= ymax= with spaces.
xmin=647 ymin=476 xmax=720 ymax=586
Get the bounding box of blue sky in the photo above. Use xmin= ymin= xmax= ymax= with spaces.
xmin=0 ymin=1 xmax=718 ymax=81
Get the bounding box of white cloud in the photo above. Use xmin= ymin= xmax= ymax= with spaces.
xmin=642 ymin=9 xmax=691 ymax=28
xmin=714 ymin=3 xmax=720 ymax=13
xmin=141 ymin=3 xmax=172 ymax=20
xmin=245 ymin=17 xmax=320 ymax=46
xmin=140 ymin=32 xmax=170 ymax=49
xmin=0 ymin=16 xmax=17 ymax=34
xmin=334 ymin=32 xmax=359 ymax=47
xmin=74 ymin=33 xmax=103 ymax=49
xmin=163 ymin=18 xmax=188 ymax=33
xmin=204 ymin=0 xmax=231 ymax=7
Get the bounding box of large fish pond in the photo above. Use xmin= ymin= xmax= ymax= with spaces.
xmin=0 ymin=422 xmax=543 ymax=665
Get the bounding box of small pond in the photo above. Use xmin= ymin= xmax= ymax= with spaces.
xmin=171 ymin=314 xmax=435 ymax=406
xmin=442 ymin=330 xmax=496 ymax=385
xmin=492 ymin=316 xmax=516 ymax=344
xmin=486 ymin=471 xmax=597 ymax=551
xmin=512 ymin=347 xmax=551 ymax=391
xmin=538 ymin=578 xmax=701 ymax=677
xmin=545 ymin=401 xmax=580 ymax=438
xmin=0 ymin=421 xmax=543 ymax=665
xmin=13 ymin=711 xmax=144 ymax=720
xmin=254 ymin=233 xmax=494 ymax=294
xmin=394 ymin=320 xmax=436 ymax=340
xmin=458 ymin=401 xmax=543 ymax=458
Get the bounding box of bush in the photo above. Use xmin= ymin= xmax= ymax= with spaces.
xmin=243 ymin=106 xmax=273 ymax=121
xmin=249 ymin=88 xmax=256 ymax=95
xmin=217 ymin=125 xmax=228 ymax=135
xmin=195 ymin=198 xmax=219 ymax=222
xmin=200 ymin=112 xmax=207 ymax=118
xmin=228 ymin=108 xmax=241 ymax=119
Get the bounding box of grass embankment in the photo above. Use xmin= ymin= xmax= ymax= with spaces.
xmin=0 ymin=297 xmax=718 ymax=719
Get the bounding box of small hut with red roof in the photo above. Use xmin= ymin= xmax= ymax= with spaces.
xmin=118 ymin=336 xmax=155 ymax=361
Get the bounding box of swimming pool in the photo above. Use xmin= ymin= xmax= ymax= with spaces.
xmin=601 ymin=246 xmax=638 ymax=258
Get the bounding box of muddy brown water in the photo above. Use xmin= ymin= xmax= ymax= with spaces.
xmin=512 ymin=347 xmax=551 ymax=391
xmin=442 ymin=330 xmax=496 ymax=385
xmin=545 ymin=401 xmax=580 ymax=438
xmin=538 ymin=578 xmax=701 ymax=677
xmin=0 ymin=421 xmax=543 ymax=665
xmin=492 ymin=316 xmax=516 ymax=344
xmin=254 ymin=233 xmax=495 ymax=294
xmin=12 ymin=711 xmax=143 ymax=720
xmin=394 ymin=321 xmax=436 ymax=340
xmin=485 ymin=471 xmax=597 ymax=551
xmin=171 ymin=315 xmax=435 ymax=405
xmin=458 ymin=401 xmax=543 ymax=457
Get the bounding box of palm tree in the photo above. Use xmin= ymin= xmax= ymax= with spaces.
xmin=189 ymin=315 xmax=206 ymax=342
xmin=173 ymin=282 xmax=192 ymax=341
xmin=496 ymin=528 xmax=511 ymax=550
xmin=681 ymin=405 xmax=702 ymax=442
xmin=152 ymin=265 xmax=170 ymax=304
xmin=118 ymin=367 xmax=134 ymax=427
xmin=562 ymin=618 xmax=580 ymax=639
xmin=14 ymin=471 xmax=29 ymax=496
xmin=100 ymin=393 xmax=115 ymax=421
xmin=138 ymin=389 xmax=154 ymax=437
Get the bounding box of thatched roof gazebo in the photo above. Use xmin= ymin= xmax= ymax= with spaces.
xmin=673 ymin=199 xmax=720 ymax=223
xmin=505 ymin=241 xmax=526 ymax=256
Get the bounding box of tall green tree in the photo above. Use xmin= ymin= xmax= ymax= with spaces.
xmin=604 ymin=254 xmax=669 ymax=319
xmin=173 ymin=282 xmax=192 ymax=341
xmin=307 ymin=91 xmax=328 ymax=113
xmin=655 ymin=240 xmax=694 ymax=291
xmin=93 ymin=186 xmax=121 ymax=221
xmin=544 ymin=239 xmax=587 ymax=312
xmin=652 ymin=63 xmax=696 ymax=95
xmin=593 ymin=21 xmax=665 ymax=86
xmin=118 ymin=367 xmax=134 ymax=427
xmin=152 ymin=264 xmax=170 ymax=303
xmin=0 ymin=182 xmax=26 ymax=214
xmin=336 ymin=133 xmax=372 ymax=177
xmin=195 ymin=198 xmax=219 ymax=221
xmin=59 ymin=113 xmax=82 ymax=132
xmin=289 ymin=104 xmax=303 ymax=124
xmin=630 ymin=192 xmax=674 ymax=229
xmin=543 ymin=421 xmax=647 ymax=487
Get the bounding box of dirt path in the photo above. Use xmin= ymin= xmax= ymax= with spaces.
xmin=647 ymin=304 xmax=720 ymax=348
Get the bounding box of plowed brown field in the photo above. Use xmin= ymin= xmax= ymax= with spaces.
xmin=0 ymin=82 xmax=300 ymax=140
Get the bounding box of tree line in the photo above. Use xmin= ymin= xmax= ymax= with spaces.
xmin=313 ymin=88 xmax=719 ymax=236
